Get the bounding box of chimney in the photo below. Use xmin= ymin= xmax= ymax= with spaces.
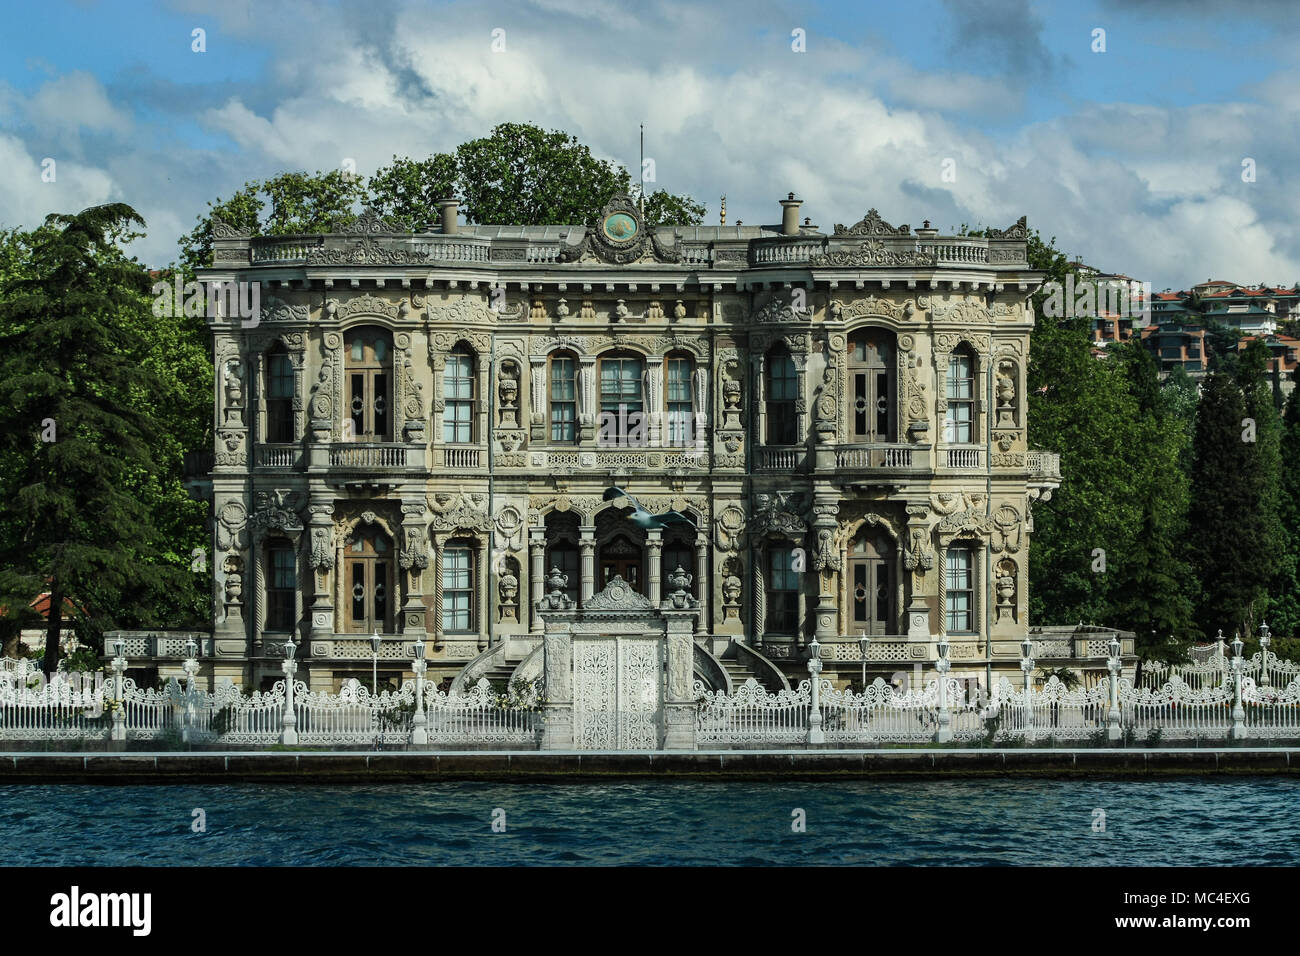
xmin=437 ymin=199 xmax=460 ymax=235
xmin=780 ymin=192 xmax=802 ymax=236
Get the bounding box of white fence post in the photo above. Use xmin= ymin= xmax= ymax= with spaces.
xmin=281 ymin=641 xmax=299 ymax=745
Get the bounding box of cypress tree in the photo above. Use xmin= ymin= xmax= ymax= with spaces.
xmin=1187 ymin=371 xmax=1258 ymax=637
xmin=1268 ymin=387 xmax=1300 ymax=637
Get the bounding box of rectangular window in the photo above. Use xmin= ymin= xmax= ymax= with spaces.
xmin=944 ymin=353 xmax=974 ymax=444
xmin=599 ymin=356 xmax=643 ymax=446
xmin=267 ymin=543 xmax=296 ymax=631
xmin=766 ymin=355 xmax=798 ymax=445
xmin=946 ymin=547 xmax=974 ymax=633
xmin=442 ymin=547 xmax=473 ymax=632
xmin=550 ymin=357 xmax=576 ymax=443
xmin=666 ymin=358 xmax=693 ymax=446
xmin=267 ymin=353 xmax=294 ymax=443
xmin=443 ymin=353 xmax=473 ymax=444
xmin=767 ymin=547 xmax=799 ymax=633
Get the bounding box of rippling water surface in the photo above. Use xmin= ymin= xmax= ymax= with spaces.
xmin=2 ymin=779 xmax=1296 ymax=866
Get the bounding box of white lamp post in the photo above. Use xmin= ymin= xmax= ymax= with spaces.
xmin=411 ymin=641 xmax=428 ymax=747
xmin=370 ymin=630 xmax=382 ymax=694
xmin=1230 ymin=631 xmax=1245 ymax=740
xmin=281 ymin=640 xmax=299 ymax=745
xmin=806 ymin=637 xmax=824 ymax=745
xmin=935 ymin=635 xmax=952 ymax=743
xmin=1106 ymin=635 xmax=1122 ymax=743
xmin=1020 ymin=635 xmax=1036 ymax=744
xmin=110 ymin=637 xmax=127 ymax=743
xmin=858 ymin=631 xmax=870 ymax=692
xmin=1259 ymin=621 xmax=1271 ymax=687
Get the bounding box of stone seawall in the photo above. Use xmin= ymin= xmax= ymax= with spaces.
xmin=1 ymin=748 xmax=1297 ymax=783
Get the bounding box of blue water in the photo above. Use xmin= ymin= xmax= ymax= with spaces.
xmin=3 ymin=778 xmax=1296 ymax=865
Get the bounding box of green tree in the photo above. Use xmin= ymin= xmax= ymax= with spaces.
xmin=0 ymin=205 xmax=191 ymax=673
xmin=1026 ymin=233 xmax=1147 ymax=627
xmin=261 ymin=169 xmax=368 ymax=235
xmin=1270 ymin=387 xmax=1300 ymax=636
xmin=1187 ymin=370 xmax=1266 ymax=638
xmin=1235 ymin=338 xmax=1286 ymax=638
xmin=367 ymin=154 xmax=459 ymax=231
xmin=641 ymin=188 xmax=706 ymax=227
xmin=178 ymin=182 xmax=263 ymax=277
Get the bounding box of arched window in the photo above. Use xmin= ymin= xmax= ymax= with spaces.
xmin=442 ymin=541 xmax=475 ymax=632
xmin=665 ymin=352 xmax=694 ymax=447
xmin=849 ymin=532 xmax=894 ymax=634
xmin=767 ymin=546 xmax=799 ymax=634
xmin=849 ymin=329 xmax=895 ymax=442
xmin=345 ymin=326 xmax=393 ymax=440
xmin=944 ymin=346 xmax=976 ymax=444
xmin=549 ymin=352 xmax=577 ymax=443
xmin=600 ymin=533 xmax=643 ymax=592
xmin=265 ymin=539 xmax=296 ymax=632
xmin=443 ymin=347 xmax=474 ymax=443
xmin=946 ymin=545 xmax=976 ymax=633
xmin=265 ymin=344 xmax=295 ymax=443
xmin=598 ymin=351 xmax=644 ymax=447
xmin=765 ymin=348 xmax=797 ymax=445
xmin=345 ymin=527 xmax=392 ymax=632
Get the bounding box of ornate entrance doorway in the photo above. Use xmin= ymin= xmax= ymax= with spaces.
xmin=849 ymin=532 xmax=895 ymax=635
xmin=344 ymin=528 xmax=393 ymax=632
xmin=599 ymin=534 xmax=642 ymax=592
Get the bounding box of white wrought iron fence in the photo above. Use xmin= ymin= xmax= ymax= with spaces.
xmin=1120 ymin=676 xmax=1234 ymax=740
xmin=694 ymin=678 xmax=811 ymax=746
xmin=423 ymin=679 xmax=542 ymax=746
xmin=0 ymin=673 xmax=107 ymax=740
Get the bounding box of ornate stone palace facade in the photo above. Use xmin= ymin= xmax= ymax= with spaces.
xmin=178 ymin=194 xmax=1100 ymax=694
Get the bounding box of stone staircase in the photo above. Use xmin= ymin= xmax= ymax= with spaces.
xmin=475 ymin=657 xmax=525 ymax=691
xmin=718 ymin=644 xmax=786 ymax=693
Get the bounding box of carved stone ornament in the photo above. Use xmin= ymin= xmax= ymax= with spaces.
xmin=714 ymin=504 xmax=746 ymax=552
xmin=259 ymin=296 xmax=309 ymax=324
xmin=309 ymin=526 xmax=334 ymax=570
xmin=811 ymin=240 xmax=937 ymax=269
xmin=985 ymin=215 xmax=1028 ymax=240
xmin=216 ymin=501 xmax=248 ymax=551
xmin=399 ymin=526 xmax=431 ymax=571
xmin=752 ymin=492 xmax=808 ymax=539
xmin=249 ymin=489 xmax=303 ymax=534
xmin=211 ymin=218 xmax=252 ymax=240
xmin=333 ymin=207 xmax=403 ymax=236
xmin=583 ymin=575 xmax=655 ymax=611
xmin=556 ymin=194 xmax=680 ymax=266
xmin=813 ymin=527 xmax=841 ymax=572
xmin=832 ymin=209 xmax=912 ymax=237
xmin=540 ymin=568 xmax=575 ymax=610
xmin=307 ymin=239 xmax=429 ymax=265
xmin=428 ymin=492 xmax=491 ymax=533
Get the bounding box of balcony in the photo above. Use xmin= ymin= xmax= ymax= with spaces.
xmin=943 ymin=446 xmax=984 ymax=470
xmin=525 ymin=446 xmax=710 ymax=472
xmin=255 ymin=443 xmax=301 ymax=469
xmin=1026 ymin=450 xmax=1061 ymax=482
xmin=834 ymin=442 xmax=927 ymax=474
xmin=440 ymin=445 xmax=484 ymax=469
xmin=755 ymin=447 xmax=807 ymax=472
xmin=327 ymin=442 xmax=418 ymax=469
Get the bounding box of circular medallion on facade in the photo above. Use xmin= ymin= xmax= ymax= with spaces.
xmin=603 ymin=212 xmax=638 ymax=243
xmin=610 ymin=584 xmax=627 ymax=602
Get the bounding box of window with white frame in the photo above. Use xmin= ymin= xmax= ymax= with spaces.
xmin=946 ymin=545 xmax=975 ymax=633
xmin=944 ymin=348 xmax=975 ymax=444
xmin=442 ymin=544 xmax=474 ymax=632
xmin=443 ymin=349 xmax=474 ymax=443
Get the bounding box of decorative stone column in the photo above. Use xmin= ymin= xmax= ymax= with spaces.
xmin=541 ymin=625 xmax=574 ymax=749
xmin=663 ymin=611 xmax=699 ymax=750
xmin=811 ymin=500 xmax=839 ymax=642
xmin=528 ymin=357 xmax=547 ymax=442
xmin=529 ymin=527 xmax=546 ymax=634
xmin=398 ymin=513 xmax=429 ymax=639
xmin=645 ymin=357 xmax=663 ymax=448
xmin=694 ymin=533 xmax=709 ymax=639
xmin=306 ymin=503 xmax=335 ymax=643
xmin=430 ymin=538 xmax=443 ymax=647
xmin=904 ymin=508 xmax=934 ymax=641
xmin=579 ymin=526 xmax=596 ymax=607
xmin=647 ymin=529 xmax=663 ymax=607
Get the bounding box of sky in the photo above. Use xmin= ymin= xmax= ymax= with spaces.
xmin=1 ymin=0 xmax=1298 ymax=290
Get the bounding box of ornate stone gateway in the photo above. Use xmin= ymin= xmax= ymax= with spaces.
xmin=573 ymin=633 xmax=661 ymax=750
xmin=540 ymin=573 xmax=699 ymax=751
